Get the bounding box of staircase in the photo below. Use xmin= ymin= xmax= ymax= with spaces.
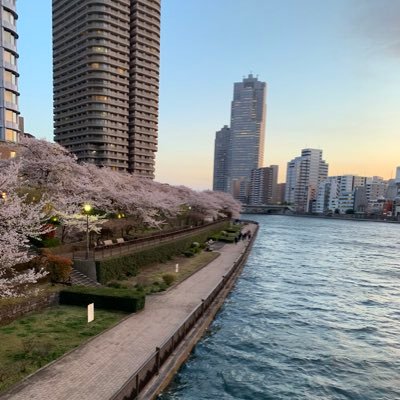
xmin=70 ymin=268 xmax=101 ymax=287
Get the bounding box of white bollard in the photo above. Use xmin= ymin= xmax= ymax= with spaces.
xmin=175 ymin=263 xmax=179 ymax=273
xmin=88 ymin=303 xmax=94 ymax=323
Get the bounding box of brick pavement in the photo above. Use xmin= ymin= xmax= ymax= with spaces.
xmin=1 ymin=224 xmax=256 ymax=400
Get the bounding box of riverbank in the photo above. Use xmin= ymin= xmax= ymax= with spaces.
xmin=0 ymin=223 xmax=258 ymax=400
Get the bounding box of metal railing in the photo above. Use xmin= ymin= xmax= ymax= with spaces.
xmin=72 ymin=220 xmax=229 ymax=261
xmin=110 ymin=221 xmax=259 ymax=400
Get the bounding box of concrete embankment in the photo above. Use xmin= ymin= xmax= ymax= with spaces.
xmin=0 ymin=223 xmax=258 ymax=400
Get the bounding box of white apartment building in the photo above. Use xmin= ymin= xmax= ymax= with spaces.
xmin=285 ymin=149 xmax=328 ymax=212
xmin=315 ymin=175 xmax=367 ymax=214
xmin=285 ymin=156 xmax=301 ymax=205
xmin=366 ymin=176 xmax=388 ymax=213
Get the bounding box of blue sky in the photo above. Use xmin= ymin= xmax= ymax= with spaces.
xmin=18 ymin=0 xmax=400 ymax=188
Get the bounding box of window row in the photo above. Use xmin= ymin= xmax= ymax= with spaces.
xmin=4 ymin=70 xmax=17 ymax=85
xmin=3 ymin=29 xmax=16 ymax=46
xmin=5 ymin=128 xmax=17 ymax=142
xmin=5 ymin=109 xmax=17 ymax=123
xmin=3 ymin=9 xmax=16 ymax=26
xmin=4 ymin=49 xmax=16 ymax=65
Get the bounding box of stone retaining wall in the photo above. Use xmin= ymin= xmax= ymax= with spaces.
xmin=0 ymin=292 xmax=59 ymax=326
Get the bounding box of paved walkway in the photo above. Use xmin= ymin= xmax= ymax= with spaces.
xmin=1 ymin=224 xmax=256 ymax=400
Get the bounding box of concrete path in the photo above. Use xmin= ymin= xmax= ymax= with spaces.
xmin=1 ymin=225 xmax=256 ymax=400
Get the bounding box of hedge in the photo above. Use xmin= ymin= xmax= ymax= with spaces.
xmin=59 ymin=286 xmax=145 ymax=313
xmin=95 ymin=222 xmax=229 ymax=284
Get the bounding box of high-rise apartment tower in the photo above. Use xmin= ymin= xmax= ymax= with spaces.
xmin=0 ymin=0 xmax=19 ymax=144
xmin=212 ymin=125 xmax=230 ymax=192
xmin=249 ymin=165 xmax=278 ymax=205
xmin=52 ymin=0 xmax=160 ymax=177
xmin=285 ymin=148 xmax=328 ymax=212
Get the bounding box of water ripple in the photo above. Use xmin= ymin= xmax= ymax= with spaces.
xmin=160 ymin=216 xmax=400 ymax=400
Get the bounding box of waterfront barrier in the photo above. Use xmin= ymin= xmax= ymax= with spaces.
xmin=111 ymin=221 xmax=259 ymax=400
xmin=72 ymin=219 xmax=229 ymax=261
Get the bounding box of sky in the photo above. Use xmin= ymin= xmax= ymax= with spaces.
xmin=18 ymin=0 xmax=400 ymax=189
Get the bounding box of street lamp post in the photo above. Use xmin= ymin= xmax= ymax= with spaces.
xmin=83 ymin=204 xmax=92 ymax=259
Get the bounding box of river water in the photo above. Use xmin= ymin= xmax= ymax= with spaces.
xmin=159 ymin=215 xmax=400 ymax=400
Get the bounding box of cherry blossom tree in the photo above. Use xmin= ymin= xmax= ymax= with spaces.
xmin=0 ymin=161 xmax=52 ymax=298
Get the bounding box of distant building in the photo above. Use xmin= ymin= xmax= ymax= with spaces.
xmin=365 ymin=176 xmax=387 ymax=213
xmin=386 ymin=179 xmax=398 ymax=201
xmin=337 ymin=191 xmax=355 ymax=214
xmin=0 ymin=141 xmax=17 ymax=160
xmin=212 ymin=74 xmax=266 ymax=203
xmin=229 ymin=74 xmax=266 ymax=201
xmin=212 ymin=125 xmax=231 ymax=192
xmin=285 ymin=156 xmax=302 ymax=206
xmin=285 ymin=149 xmax=328 ymax=212
xmin=249 ymin=165 xmax=278 ymax=205
xmin=275 ymin=183 xmax=286 ymax=204
xmin=316 ymin=175 xmax=367 ymax=214
xmin=354 ymin=186 xmax=368 ymax=213
xmin=0 ymin=0 xmax=20 ymax=144
xmin=52 ymin=0 xmax=161 ymax=176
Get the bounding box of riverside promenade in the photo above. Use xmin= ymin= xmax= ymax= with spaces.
xmin=1 ymin=224 xmax=257 ymax=400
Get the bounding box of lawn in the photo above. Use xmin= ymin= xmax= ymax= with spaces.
xmin=0 ymin=305 xmax=127 ymax=393
xmin=114 ymin=250 xmax=220 ymax=294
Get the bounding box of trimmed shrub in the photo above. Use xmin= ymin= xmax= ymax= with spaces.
xmin=45 ymin=254 xmax=73 ymax=283
xmin=219 ymin=236 xmax=236 ymax=243
xmin=226 ymin=227 xmax=240 ymax=233
xmin=107 ymin=281 xmax=130 ymax=289
xmin=162 ymin=273 xmax=175 ymax=286
xmin=183 ymin=249 xmax=195 ymax=257
xmin=96 ymin=222 xmax=228 ymax=283
xmin=207 ymin=234 xmax=220 ymax=241
xmin=59 ymin=286 xmax=145 ymax=312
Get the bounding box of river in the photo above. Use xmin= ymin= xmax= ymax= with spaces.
xmin=159 ymin=215 xmax=400 ymax=400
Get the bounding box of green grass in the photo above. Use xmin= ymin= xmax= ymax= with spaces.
xmin=111 ymin=250 xmax=220 ymax=295
xmin=0 ymin=305 xmax=127 ymax=393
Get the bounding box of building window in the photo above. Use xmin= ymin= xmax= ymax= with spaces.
xmin=3 ymin=10 xmax=15 ymax=26
xmin=92 ymin=46 xmax=107 ymax=53
xmin=5 ymin=110 xmax=17 ymax=124
xmin=3 ymin=29 xmax=16 ymax=46
xmin=4 ymin=50 xmax=16 ymax=65
xmin=4 ymin=70 xmax=17 ymax=85
xmin=5 ymin=128 xmax=17 ymax=141
xmin=5 ymin=90 xmax=17 ymax=104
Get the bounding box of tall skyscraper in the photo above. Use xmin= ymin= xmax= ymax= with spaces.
xmin=229 ymin=74 xmax=266 ymax=198
xmin=285 ymin=149 xmax=328 ymax=212
xmin=52 ymin=0 xmax=160 ymax=177
xmin=213 ymin=125 xmax=230 ymax=192
xmin=212 ymin=74 xmax=267 ymax=202
xmin=0 ymin=0 xmax=19 ymax=144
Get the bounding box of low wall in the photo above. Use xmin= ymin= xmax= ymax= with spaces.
xmin=73 ymin=220 xmax=229 ymax=261
xmin=0 ymin=292 xmax=59 ymax=327
xmin=73 ymin=260 xmax=97 ymax=281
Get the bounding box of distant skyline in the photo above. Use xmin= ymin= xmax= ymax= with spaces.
xmin=18 ymin=0 xmax=400 ymax=188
